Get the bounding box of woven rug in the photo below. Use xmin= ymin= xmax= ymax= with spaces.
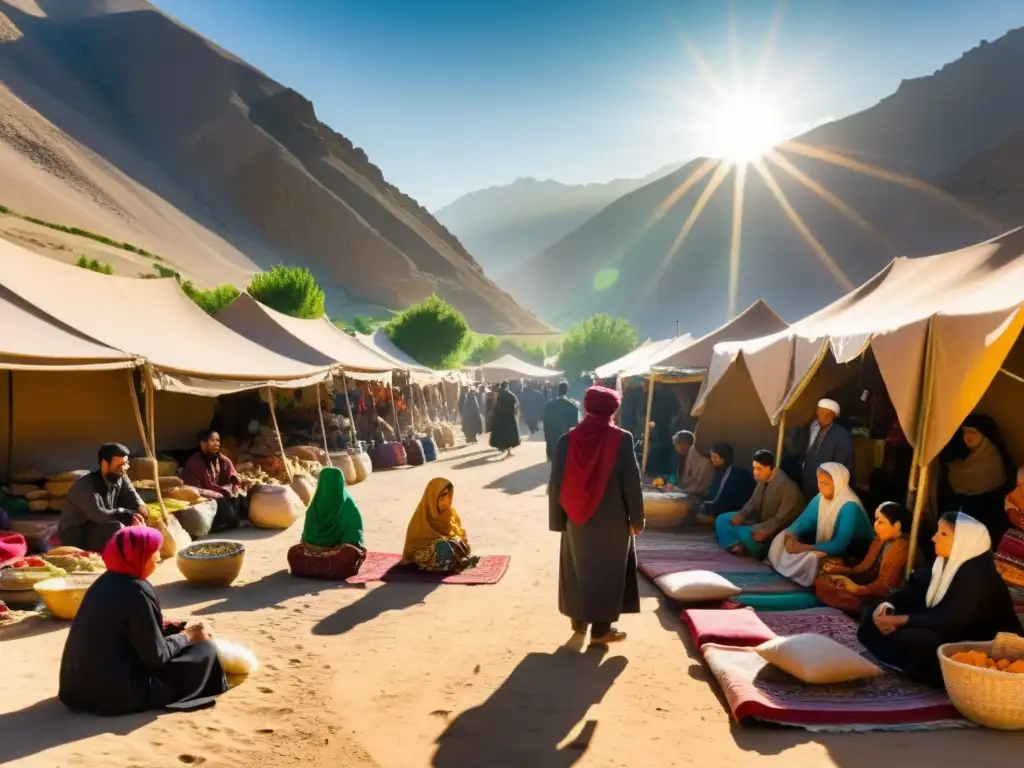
xmin=346 ymin=552 xmax=510 ymax=585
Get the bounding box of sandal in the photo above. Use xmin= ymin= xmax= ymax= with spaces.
xmin=571 ymin=620 xmax=588 ymax=634
xmin=589 ymin=628 xmax=627 ymax=646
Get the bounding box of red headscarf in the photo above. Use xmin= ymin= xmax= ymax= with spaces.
xmin=558 ymin=386 xmax=626 ymax=525
xmin=102 ymin=527 xmax=163 ymax=579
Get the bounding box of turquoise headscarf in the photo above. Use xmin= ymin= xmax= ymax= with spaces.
xmin=301 ymin=467 xmax=364 ymax=548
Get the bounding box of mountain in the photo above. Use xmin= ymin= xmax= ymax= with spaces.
xmin=504 ymin=29 xmax=1024 ymax=337
xmin=434 ymin=165 xmax=681 ymax=278
xmin=0 ymin=0 xmax=548 ymax=334
xmin=942 ymin=126 xmax=1024 ymax=224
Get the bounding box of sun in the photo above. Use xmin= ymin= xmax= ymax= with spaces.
xmin=705 ymin=92 xmax=785 ymax=163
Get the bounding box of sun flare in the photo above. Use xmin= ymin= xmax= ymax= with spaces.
xmin=705 ymin=92 xmax=784 ymax=163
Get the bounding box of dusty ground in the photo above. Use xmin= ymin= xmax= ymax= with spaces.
xmin=2 ymin=437 xmax=1022 ymax=767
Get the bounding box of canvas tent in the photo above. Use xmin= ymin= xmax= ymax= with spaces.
xmin=692 ymin=227 xmax=1024 ymax=561
xmin=594 ymin=338 xmax=677 ymax=380
xmin=476 ymin=354 xmax=562 ymax=384
xmin=352 ymin=329 xmax=466 ymax=383
xmin=215 ymin=293 xmax=393 ymax=381
xmin=0 ymin=284 xmax=141 ymax=475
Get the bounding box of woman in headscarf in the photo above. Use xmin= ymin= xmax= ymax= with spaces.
xmin=488 ymin=381 xmax=521 ymax=456
xmin=767 ymin=462 xmax=874 ymax=587
xmin=940 ymin=414 xmax=1015 ymax=541
xmin=858 ymin=511 xmax=1022 ymax=687
xmin=59 ymin=527 xmax=228 ymax=715
xmin=287 ymin=467 xmax=366 ymax=580
xmin=548 ymin=386 xmax=645 ymax=646
xmin=695 ymin=442 xmax=756 ymax=524
xmin=459 ymin=388 xmax=484 ymax=443
xmin=994 ymin=465 xmax=1024 ymax=589
xmin=402 ymin=477 xmax=476 ymax=572
xmin=814 ymin=501 xmax=913 ymax=613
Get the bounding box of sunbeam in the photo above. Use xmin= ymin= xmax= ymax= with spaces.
xmin=653 ymin=157 xmax=719 ymax=221
xmin=752 ymin=158 xmax=855 ymax=290
xmin=727 ymin=162 xmax=747 ymax=318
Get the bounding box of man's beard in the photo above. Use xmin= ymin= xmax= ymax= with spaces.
xmin=104 ymin=472 xmax=122 ymax=484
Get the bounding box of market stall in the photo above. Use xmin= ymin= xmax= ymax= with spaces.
xmin=476 ymin=354 xmax=562 ymax=384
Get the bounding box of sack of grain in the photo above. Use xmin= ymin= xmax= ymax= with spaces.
xmin=28 ymin=499 xmax=51 ymax=512
xmin=176 ymin=499 xmax=218 ymax=538
xmin=157 ymin=476 xmax=184 ymax=491
xmin=440 ymin=425 xmax=455 ymax=448
xmin=11 ymin=469 xmax=45 ymax=484
xmin=248 ymin=484 xmax=304 ymax=529
xmin=10 ymin=484 xmax=42 ymax=497
xmin=128 ymin=457 xmax=178 ymax=482
xmin=285 ymin=445 xmax=320 ymax=463
xmin=331 ymin=452 xmax=358 ymax=485
xmin=25 ymin=489 xmax=50 ymax=502
xmin=291 ymin=474 xmax=316 ymax=506
xmin=49 ymin=498 xmax=65 ymax=512
xmin=153 ymin=515 xmax=191 ymax=559
xmin=44 ymin=480 xmax=76 ymax=498
xmin=165 ymin=486 xmax=204 ymax=505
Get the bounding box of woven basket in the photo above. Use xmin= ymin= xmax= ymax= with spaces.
xmin=177 ymin=541 xmax=246 ymax=587
xmin=939 ymin=636 xmax=1024 ymax=730
xmin=248 ymin=485 xmax=304 ymax=529
xmin=643 ymin=492 xmax=693 ymax=528
xmin=34 ymin=574 xmax=100 ymax=620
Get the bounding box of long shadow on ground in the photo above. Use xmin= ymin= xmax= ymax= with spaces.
xmin=155 ymin=569 xmax=340 ymax=613
xmin=0 ymin=697 xmax=157 ymax=765
xmin=482 ymin=462 xmax=551 ymax=495
xmin=432 ymin=643 xmax=628 ymax=767
xmin=312 ymin=582 xmax=439 ymax=636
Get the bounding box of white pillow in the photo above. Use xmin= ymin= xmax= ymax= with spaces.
xmin=755 ymin=633 xmax=882 ymax=684
xmin=653 ymin=570 xmax=741 ymax=601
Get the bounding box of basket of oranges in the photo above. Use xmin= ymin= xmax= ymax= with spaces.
xmin=938 ymin=632 xmax=1024 ymax=729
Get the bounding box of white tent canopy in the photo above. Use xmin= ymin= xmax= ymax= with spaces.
xmin=594 ymin=338 xmax=677 ymax=380
xmin=476 ymin=354 xmax=562 ymax=384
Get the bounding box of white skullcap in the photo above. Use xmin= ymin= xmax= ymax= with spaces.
xmin=817 ymin=398 xmax=840 ymax=416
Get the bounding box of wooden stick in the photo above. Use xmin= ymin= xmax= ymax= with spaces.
xmin=340 ymin=373 xmax=357 ymax=443
xmin=142 ymin=366 xmax=167 ymax=521
xmin=316 ymin=383 xmax=332 ymax=467
xmin=265 ymin=385 xmax=293 ymax=483
xmin=641 ymin=377 xmax=656 ymax=476
xmin=6 ymin=370 xmax=13 ymax=483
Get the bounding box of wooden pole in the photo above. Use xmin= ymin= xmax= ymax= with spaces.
xmin=907 ymin=462 xmax=930 ymax=577
xmin=640 ymin=375 xmax=656 ymax=476
xmin=142 ymin=366 xmax=167 ymax=520
xmin=389 ymin=380 xmax=401 ymax=439
xmin=340 ymin=373 xmax=357 ymax=443
xmin=905 ymin=318 xmax=938 ymax=575
xmin=265 ymin=385 xmax=293 ymax=482
xmin=906 ymin=318 xmax=936 ymax=508
xmin=6 ymin=370 xmax=13 ymax=483
xmin=775 ymin=409 xmax=787 ymax=463
xmin=316 ymin=383 xmax=332 ymax=467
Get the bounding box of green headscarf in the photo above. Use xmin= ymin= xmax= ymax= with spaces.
xmin=301 ymin=467 xmax=364 ymax=548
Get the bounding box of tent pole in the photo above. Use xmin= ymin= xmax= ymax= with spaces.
xmin=6 ymin=370 xmax=13 ymax=483
xmin=905 ymin=317 xmax=936 ymax=508
xmin=316 ymin=383 xmax=332 ymax=467
xmin=775 ymin=409 xmax=787 ymax=463
xmin=905 ymin=317 xmax=938 ymax=576
xmin=266 ymin=385 xmax=293 ymax=483
xmin=142 ymin=366 xmax=167 ymax=522
xmin=641 ymin=375 xmax=656 ymax=476
xmin=389 ymin=377 xmax=402 ymax=438
xmin=341 ymin=373 xmax=357 ymax=444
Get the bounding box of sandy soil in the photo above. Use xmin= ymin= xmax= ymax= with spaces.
xmin=2 ymin=438 xmax=1021 ymax=768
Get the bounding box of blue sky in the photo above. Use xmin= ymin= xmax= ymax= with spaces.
xmin=156 ymin=0 xmax=1022 ymax=210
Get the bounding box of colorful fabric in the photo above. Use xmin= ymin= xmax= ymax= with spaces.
xmin=0 ymin=531 xmax=28 ymax=565
xmin=995 ymin=528 xmax=1024 ymax=587
xmin=714 ymin=514 xmax=772 ymax=557
xmin=402 ymin=478 xmax=466 ymax=562
xmin=287 ymin=542 xmax=365 ymax=580
xmin=347 ymin=552 xmax=510 ymax=585
xmin=734 ymin=591 xmax=822 ymax=611
xmin=101 ymin=526 xmax=162 ymax=579
xmin=301 ymin=466 xmax=364 ymax=549
xmin=409 ymin=538 xmax=466 ymax=572
xmin=815 ymin=537 xmax=911 ymax=611
xmin=558 ymin=386 xmax=624 ymax=526
xmin=681 ymin=607 xmax=776 ymax=648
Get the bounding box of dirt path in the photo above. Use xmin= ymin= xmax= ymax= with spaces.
xmin=2 ymin=437 xmax=1020 ymax=767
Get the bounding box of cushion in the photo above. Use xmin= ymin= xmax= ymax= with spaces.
xmin=681 ymin=607 xmax=775 ymax=647
xmin=653 ymin=570 xmax=741 ymax=602
xmin=734 ymin=591 xmax=822 ymax=611
xmin=754 ymin=633 xmax=882 ymax=684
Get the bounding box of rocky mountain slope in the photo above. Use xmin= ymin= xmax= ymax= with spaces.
xmin=503 ymin=29 xmax=1024 ymax=336
xmin=0 ymin=0 xmax=548 ymax=333
xmin=434 ymin=165 xmax=680 ymax=278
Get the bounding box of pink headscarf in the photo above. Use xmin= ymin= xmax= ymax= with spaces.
xmin=102 ymin=527 xmax=163 ymax=579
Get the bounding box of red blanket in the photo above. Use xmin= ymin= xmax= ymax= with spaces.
xmin=0 ymin=531 xmax=28 ymax=565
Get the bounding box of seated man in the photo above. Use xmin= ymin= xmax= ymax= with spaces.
xmin=59 ymin=442 xmax=147 ymax=552
xmin=666 ymin=431 xmax=714 ymax=521
xmin=715 ymin=449 xmax=805 ymax=557
xmin=694 ymin=442 xmax=756 ymax=525
xmin=182 ymin=429 xmax=248 ymax=532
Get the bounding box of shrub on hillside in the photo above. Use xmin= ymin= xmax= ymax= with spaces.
xmin=386 ymin=295 xmax=471 ymax=369
xmin=182 ymin=281 xmax=241 ymax=315
xmin=248 ymin=264 xmax=325 ymax=319
xmin=557 ymin=314 xmax=638 ymax=378
xmin=75 ymin=255 xmax=114 ymax=275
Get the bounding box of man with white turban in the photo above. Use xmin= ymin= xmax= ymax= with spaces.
xmin=791 ymin=397 xmax=854 ymax=500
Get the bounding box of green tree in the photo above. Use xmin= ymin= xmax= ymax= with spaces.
xmin=556 ymin=314 xmax=638 ymax=377
xmin=464 ymin=334 xmax=501 ymax=364
xmin=75 ymin=255 xmax=113 ymax=275
xmin=181 ymin=281 xmax=241 ymax=315
xmin=248 ymin=264 xmax=325 ymax=319
xmin=386 ymin=294 xmax=471 ymax=369
xmin=351 ymin=314 xmax=377 ymax=334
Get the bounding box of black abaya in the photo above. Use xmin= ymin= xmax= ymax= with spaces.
xmin=489 ymin=390 xmax=521 ymax=451
xmin=857 ymin=554 xmax=1022 ymax=688
xmin=59 ymin=570 xmax=227 ymax=716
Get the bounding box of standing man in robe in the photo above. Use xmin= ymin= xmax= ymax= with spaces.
xmin=549 ymin=386 xmax=645 ymax=646
xmin=789 ymin=398 xmax=854 ymax=500
xmin=543 ymin=381 xmax=580 ymax=461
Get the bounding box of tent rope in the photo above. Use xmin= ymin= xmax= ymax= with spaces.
xmin=265 ymin=385 xmax=293 ymax=483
